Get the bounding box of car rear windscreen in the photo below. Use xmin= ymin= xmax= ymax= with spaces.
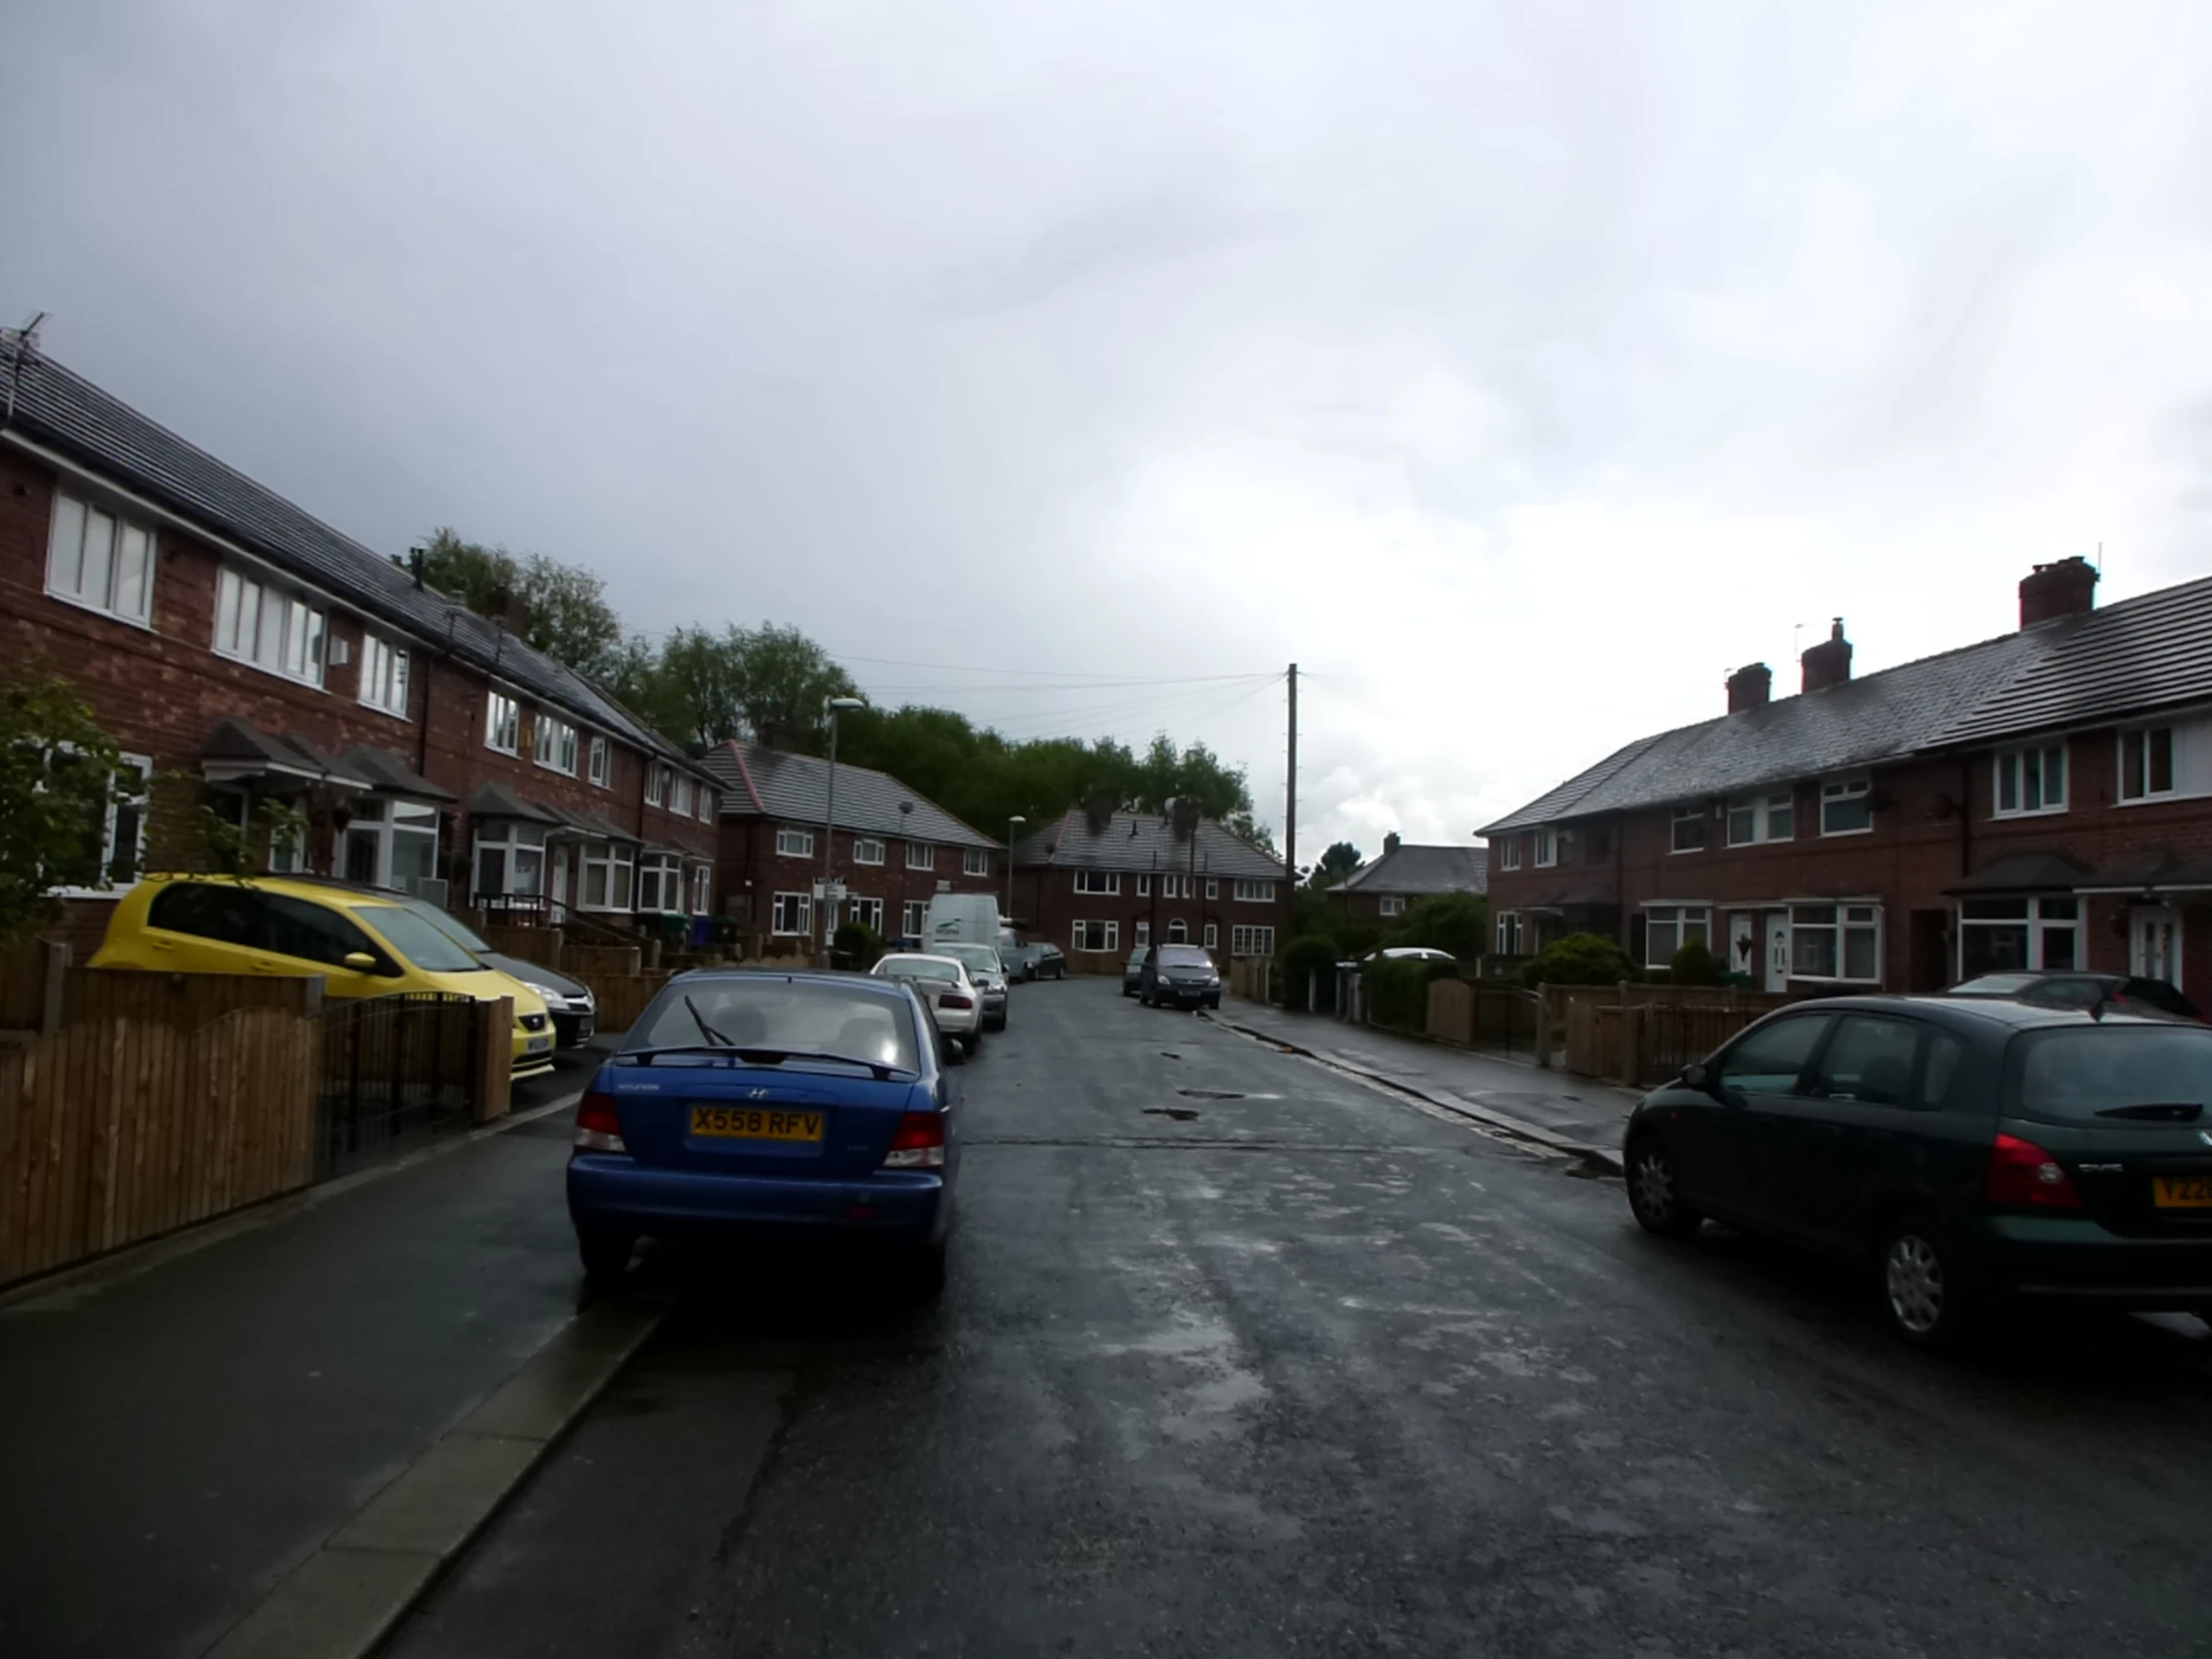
xmin=2014 ymin=1026 xmax=2212 ymax=1126
xmin=881 ymin=958 xmax=958 ymax=981
xmin=628 ymin=981 xmax=920 ymax=1071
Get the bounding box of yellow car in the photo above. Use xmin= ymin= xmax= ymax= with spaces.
xmin=90 ymin=874 xmax=557 ymax=1078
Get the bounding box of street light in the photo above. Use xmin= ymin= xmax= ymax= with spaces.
xmin=823 ymin=696 xmax=866 ymax=952
xmin=1004 ymin=815 xmax=1025 ymax=921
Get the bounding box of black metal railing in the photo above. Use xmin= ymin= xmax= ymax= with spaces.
xmin=316 ymin=992 xmax=483 ymax=1178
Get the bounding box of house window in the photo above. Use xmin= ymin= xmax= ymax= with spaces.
xmin=907 ymin=842 xmax=934 ymax=870
xmin=1137 ymin=873 xmax=1153 ymax=897
xmin=534 ymin=713 xmax=578 ymax=776
xmin=635 ymin=852 xmax=685 ymax=913
xmin=777 ymin=828 xmax=815 ymax=857
xmin=902 ymin=899 xmax=926 ymax=939
xmin=579 ymin=841 xmax=636 ymax=910
xmin=1168 ymin=917 xmax=1189 ymax=943
xmin=48 ymin=491 xmax=155 ymax=625
xmin=1134 ymin=919 xmax=1151 ymax=946
xmin=1234 ymin=879 xmax=1276 ymax=902
xmin=646 ymin=765 xmax=669 ymax=807
xmin=1380 ymin=895 xmax=1405 ymax=917
xmin=672 ymin=775 xmax=693 ymax=816
xmin=1726 ymin=791 xmax=1794 ymax=846
xmin=853 ymin=836 xmax=885 ymax=865
xmin=1204 ymin=922 xmax=1220 ymax=949
xmin=1791 ymin=903 xmax=1882 ymax=981
xmin=1670 ymin=807 xmax=1707 ymax=853
xmin=1074 ymin=870 xmax=1120 ymax=895
xmin=484 ymin=692 xmax=521 ymax=755
xmin=688 ymin=863 xmax=713 ymax=914
xmin=52 ymin=753 xmax=152 ymax=896
xmin=1498 ymin=837 xmax=1522 ymax=871
xmin=1533 ymin=830 xmax=1558 ymax=867
xmin=699 ymin=788 xmax=716 ymax=821
xmin=1644 ymin=904 xmax=1712 ymax=968
xmin=964 ymin=848 xmax=991 ymax=877
xmin=1994 ymin=746 xmax=2066 ymax=816
xmin=1205 ymin=877 xmax=1219 ymax=899
xmin=847 ymin=895 xmax=884 ymax=932
xmin=1959 ymin=896 xmax=2079 ymax=976
xmin=358 ymin=635 xmax=410 ymax=718
xmin=216 ymin=567 xmax=325 ymax=686
xmin=1821 ymin=777 xmax=1873 ymax=835
xmin=1074 ymin=919 xmax=1119 ymax=952
xmin=588 ymin=736 xmax=610 ymax=789
xmin=1231 ymin=924 xmax=1275 ymax=956
xmin=1496 ymin=912 xmax=1524 ymax=955
xmin=2119 ymin=727 xmax=2175 ymax=801
xmin=339 ymin=799 xmax=438 ymax=891
xmin=472 ymin=823 xmax=545 ymax=902
xmin=772 ymin=891 xmax=814 ymax=935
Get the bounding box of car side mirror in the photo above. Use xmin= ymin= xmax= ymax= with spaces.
xmin=342 ymin=951 xmax=379 ymax=973
xmin=1680 ymin=1061 xmax=1712 ymax=1092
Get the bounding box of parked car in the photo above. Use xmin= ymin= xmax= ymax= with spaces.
xmin=1141 ymin=943 xmax=1222 ymax=1010
xmin=921 ymin=891 xmax=1005 ymax=952
xmin=1122 ymin=946 xmax=1151 ymax=996
xmin=400 ymin=899 xmax=599 ymax=1048
xmin=1622 ymin=993 xmax=2212 ymax=1350
xmin=870 ymin=952 xmax=983 ymax=1053
xmin=90 ymin=874 xmax=556 ymax=1078
xmin=938 ymin=943 xmax=1009 ymax=1031
xmin=996 ymin=936 xmax=1046 ymax=980
xmin=1948 ymin=970 xmax=2201 ymax=1021
xmin=565 ymin=968 xmax=957 ymax=1293
xmin=1029 ymin=943 xmax=1067 ymax=981
xmin=1364 ymin=946 xmax=1456 ymax=964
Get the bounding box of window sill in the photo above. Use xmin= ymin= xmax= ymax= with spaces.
xmin=357 ymin=700 xmax=411 ymax=723
xmin=45 ymin=585 xmax=157 ymax=633
xmin=486 ymin=744 xmax=520 ymax=759
xmin=1991 ymin=806 xmax=2067 ymax=820
xmin=1668 ymin=847 xmax=1707 ymax=856
xmin=50 ymin=884 xmax=130 ymax=901
xmin=2112 ymin=791 xmax=2207 ymax=809
xmin=215 ymin=645 xmax=327 ymax=692
xmin=1817 ymin=826 xmax=1875 ymax=838
xmin=535 ymin=764 xmax=578 ymax=778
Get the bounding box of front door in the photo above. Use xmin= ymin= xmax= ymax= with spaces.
xmin=1728 ymin=913 xmax=1758 ymax=982
xmin=2132 ymin=907 xmax=2183 ymax=986
xmin=551 ymin=847 xmax=570 ymax=919
xmin=1764 ymin=912 xmax=1790 ymax=992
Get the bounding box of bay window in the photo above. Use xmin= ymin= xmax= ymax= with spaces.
xmin=1644 ymin=903 xmax=1711 ymax=968
xmin=1791 ymin=903 xmax=1882 ymax=981
xmin=580 ymin=840 xmax=636 ymax=910
xmin=635 ymin=852 xmax=684 ymax=913
xmin=1959 ymin=896 xmax=2079 ymax=976
xmin=473 ymin=822 xmax=545 ymax=902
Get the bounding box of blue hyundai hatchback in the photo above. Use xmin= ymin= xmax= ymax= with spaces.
xmin=567 ymin=969 xmax=959 ymax=1294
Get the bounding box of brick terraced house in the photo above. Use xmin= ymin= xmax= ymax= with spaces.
xmin=701 ymin=738 xmax=1001 ymax=951
xmin=1333 ymin=832 xmax=1487 ymax=926
xmin=1012 ymin=809 xmax=1292 ymax=973
xmin=0 ymin=331 xmax=721 ymax=950
xmin=1480 ymin=559 xmax=2212 ymax=997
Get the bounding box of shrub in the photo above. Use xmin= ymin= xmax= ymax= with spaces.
xmin=831 ymin=920 xmax=883 ymax=970
xmin=1668 ymin=936 xmax=1726 ymax=986
xmin=1367 ymin=954 xmax=1456 ymax=1030
xmin=1385 ymin=892 xmax=1486 ymax=962
xmin=1278 ymin=935 xmax=1342 ymax=1010
xmin=1519 ymin=931 xmax=1639 ymax=988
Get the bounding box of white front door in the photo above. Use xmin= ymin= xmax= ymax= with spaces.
xmin=1764 ymin=912 xmax=1790 ymax=992
xmin=2131 ymin=907 xmax=2183 ymax=986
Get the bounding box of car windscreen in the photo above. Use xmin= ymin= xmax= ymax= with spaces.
xmin=406 ymin=899 xmax=493 ymax=953
xmin=356 ymin=905 xmax=486 ymax=973
xmin=879 ymin=958 xmax=959 ymax=982
xmin=944 ymin=945 xmax=1000 ymax=973
xmin=627 ymin=980 xmax=920 ymax=1071
xmin=2013 ymin=1026 xmax=2212 ymax=1126
xmin=1157 ymin=945 xmax=1213 ymax=968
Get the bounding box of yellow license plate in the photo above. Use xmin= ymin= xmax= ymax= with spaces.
xmin=2152 ymin=1175 xmax=2212 ymax=1209
xmin=689 ymin=1104 xmax=825 ymax=1142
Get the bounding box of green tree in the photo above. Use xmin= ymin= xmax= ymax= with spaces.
xmin=1308 ymin=840 xmax=1362 ymax=888
xmin=734 ymin=624 xmax=864 ymax=748
xmin=0 ymin=679 xmax=141 ymax=945
xmin=1387 ymin=892 xmax=1488 ymax=960
xmin=1519 ymin=931 xmax=1639 ymax=988
xmin=409 ymin=530 xmax=626 ymax=680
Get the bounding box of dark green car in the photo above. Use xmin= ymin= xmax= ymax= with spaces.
xmin=1622 ymin=994 xmax=2212 ymax=1350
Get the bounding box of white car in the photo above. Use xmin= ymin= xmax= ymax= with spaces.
xmin=870 ymin=952 xmax=984 ymax=1054
xmin=937 ymin=943 xmax=1010 ymax=1031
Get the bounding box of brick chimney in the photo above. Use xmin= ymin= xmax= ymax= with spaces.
xmin=756 ymin=721 xmax=797 ymax=752
xmin=1383 ymin=831 xmax=1401 ymax=855
xmin=1801 ymin=619 xmax=1853 ymax=694
xmin=1725 ymin=663 xmax=1772 ymax=713
xmin=2019 ymin=556 xmax=2098 ymax=628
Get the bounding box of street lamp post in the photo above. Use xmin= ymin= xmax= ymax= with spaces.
xmin=822 ymin=696 xmax=866 ymax=954
xmin=1004 ymin=815 xmax=1025 ymax=922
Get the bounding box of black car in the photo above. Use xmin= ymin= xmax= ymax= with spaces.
xmin=1121 ymin=947 xmax=1151 ymax=997
xmin=1622 ymin=994 xmax=2212 ymax=1350
xmin=1949 ymin=970 xmax=2201 ymax=1021
xmin=1141 ymin=943 xmax=1222 ymax=1010
xmin=1030 ymin=943 xmax=1067 ymax=981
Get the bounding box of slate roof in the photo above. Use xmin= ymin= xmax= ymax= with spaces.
xmin=0 ymin=335 xmax=712 ymax=784
xmin=700 ymin=740 xmax=998 ymax=849
xmin=203 ymin=717 xmax=372 ymax=789
xmin=1339 ymin=843 xmax=1487 ymax=896
xmin=1013 ymin=810 xmax=1285 ymax=880
xmin=1480 ymin=573 xmax=2212 ymax=836
xmin=341 ymin=745 xmax=454 ymax=801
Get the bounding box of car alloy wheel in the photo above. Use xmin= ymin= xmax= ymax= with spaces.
xmin=1625 ymin=1139 xmax=1700 ymax=1239
xmin=1877 ymin=1216 xmax=1971 ymax=1352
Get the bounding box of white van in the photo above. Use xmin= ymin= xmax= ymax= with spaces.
xmin=923 ymin=891 xmax=1005 ymax=952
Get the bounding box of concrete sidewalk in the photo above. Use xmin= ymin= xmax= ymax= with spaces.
xmin=1208 ymin=997 xmax=1638 ymax=1168
xmin=0 ymin=1067 xmax=661 ymax=1659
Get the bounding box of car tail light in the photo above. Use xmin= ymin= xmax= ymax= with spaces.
xmin=1984 ymin=1132 xmax=2080 ymax=1210
xmin=883 ymin=1112 xmax=946 ymax=1169
xmin=940 ymin=994 xmax=973 ymax=1011
xmin=574 ymin=1091 xmax=627 ymax=1154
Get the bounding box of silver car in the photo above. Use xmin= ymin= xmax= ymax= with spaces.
xmin=939 ymin=943 xmax=1010 ymax=1031
xmin=870 ymin=952 xmax=984 ymax=1054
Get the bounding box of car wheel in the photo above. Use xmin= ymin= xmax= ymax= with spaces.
xmin=963 ymin=1032 xmax=981 ymax=1056
xmin=1624 ymin=1137 xmax=1702 ymax=1240
xmin=907 ymin=1238 xmax=948 ymax=1302
xmin=577 ymin=1228 xmax=634 ymax=1281
xmin=1122 ymin=983 xmax=1134 ymax=997
xmin=1876 ymin=1214 xmax=1974 ymax=1352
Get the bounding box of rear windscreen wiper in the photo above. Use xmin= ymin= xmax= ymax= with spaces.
xmin=2093 ymin=1101 xmax=2204 ymax=1121
xmin=621 ymin=1044 xmax=908 ymax=1080
xmin=684 ymin=995 xmax=734 ymax=1047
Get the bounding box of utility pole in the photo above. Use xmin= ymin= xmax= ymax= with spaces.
xmin=1284 ymin=663 xmax=1298 ymax=891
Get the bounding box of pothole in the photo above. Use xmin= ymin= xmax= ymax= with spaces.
xmin=1145 ymin=1107 xmax=1202 ymax=1122
xmin=1160 ymin=1051 xmax=1184 ymax=1061
xmin=1177 ymin=1088 xmax=1245 ymax=1101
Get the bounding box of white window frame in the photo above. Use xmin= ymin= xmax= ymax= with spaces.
xmin=587 ymin=735 xmax=611 ymax=789
xmin=635 ymin=851 xmax=685 ymax=914
xmin=1231 ymin=924 xmax=1275 ymax=957
xmin=1203 ymin=921 xmax=1220 ymax=949
xmin=1380 ymin=895 xmax=1406 ymax=917
xmin=2118 ymin=726 xmax=2176 ymax=803
xmin=215 ymin=566 xmax=326 ymax=688
xmin=698 ymin=787 xmax=716 ymax=822
xmin=51 ymin=752 xmax=153 ymax=898
xmin=485 ymin=691 xmax=521 ymax=756
xmin=1993 ymin=745 xmax=2067 ymax=817
xmin=578 ymin=840 xmax=636 ymax=912
xmin=1496 ymin=911 xmax=1524 ymax=955
xmin=47 ymin=490 xmax=156 ymax=627
xmin=1533 ymin=829 xmax=1558 ymax=867
xmin=1643 ymin=903 xmax=1712 ymax=969
xmin=1074 ymin=870 xmax=1121 ymax=895
xmin=1205 ymin=876 xmax=1219 ymax=899
xmin=847 ymin=894 xmax=884 ymax=933
xmin=357 ymin=633 xmax=411 ymax=719
xmin=906 ymin=842 xmax=934 ymax=871
xmin=672 ymin=775 xmax=694 ymax=816
xmin=964 ymin=847 xmax=991 ymax=877
xmin=1726 ymin=791 xmax=1794 ymax=846
xmin=854 ymin=836 xmax=886 ymax=865
xmin=1820 ymin=776 xmax=1874 ymax=836
xmin=472 ymin=822 xmax=546 ymax=901
xmin=646 ymin=765 xmax=669 ymax=807
xmin=776 ymin=827 xmax=815 ymax=858
xmin=772 ymin=890 xmax=814 ymax=936
xmin=1233 ymin=878 xmax=1276 ymax=902
xmin=533 ymin=712 xmax=579 ymax=777
xmin=1959 ymin=895 xmax=2080 ymax=977
xmin=340 ymin=797 xmax=439 ymax=892
xmin=686 ymin=863 xmax=712 ymax=915
xmin=1790 ymin=902 xmax=1883 ymax=983
xmin=1073 ymin=918 xmax=1120 ymax=952
xmin=1670 ymin=806 xmax=1707 ymax=854
xmin=1133 ymin=918 xmax=1152 ymax=947
xmin=1499 ymin=836 xmax=1522 ymax=871
xmin=1136 ymin=873 xmax=1153 ymax=897
xmin=901 ymin=898 xmax=927 ymax=939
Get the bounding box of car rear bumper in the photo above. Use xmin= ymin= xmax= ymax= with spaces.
xmin=1972 ymin=1216 xmax=2212 ymax=1308
xmin=568 ymin=1155 xmax=949 ymax=1245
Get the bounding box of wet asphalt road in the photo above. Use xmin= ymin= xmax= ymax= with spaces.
xmin=385 ymin=978 xmax=2212 ymax=1659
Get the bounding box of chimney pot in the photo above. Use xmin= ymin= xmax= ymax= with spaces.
xmin=1383 ymin=831 xmax=1401 ymax=855
xmin=1725 ymin=662 xmax=1772 ymax=714
xmin=2019 ymin=555 xmax=2098 ymax=628
xmin=1801 ymin=618 xmax=1854 ymax=694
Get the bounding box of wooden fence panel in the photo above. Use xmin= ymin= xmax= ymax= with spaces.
xmin=64 ymin=970 xmax=317 ymax=1028
xmin=576 ymin=974 xmax=671 ymax=1034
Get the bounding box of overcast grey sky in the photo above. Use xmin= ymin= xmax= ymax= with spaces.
xmin=6 ymin=1 xmax=2210 ymax=865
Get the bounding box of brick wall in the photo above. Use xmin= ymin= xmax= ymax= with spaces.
xmin=717 ymin=817 xmax=1000 ymax=946
xmin=1013 ymin=863 xmax=1291 ymax=969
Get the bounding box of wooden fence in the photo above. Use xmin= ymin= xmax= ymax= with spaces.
xmin=1562 ymin=999 xmax=1778 ymax=1086
xmin=1425 ymin=978 xmax=1543 ymax=1055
